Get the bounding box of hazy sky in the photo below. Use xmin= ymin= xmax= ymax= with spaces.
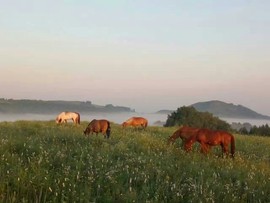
xmin=1 ymin=1 xmax=270 ymax=114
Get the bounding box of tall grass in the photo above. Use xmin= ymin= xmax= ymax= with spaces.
xmin=0 ymin=121 xmax=269 ymax=202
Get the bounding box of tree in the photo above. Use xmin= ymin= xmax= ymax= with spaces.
xmin=164 ymin=106 xmax=230 ymax=131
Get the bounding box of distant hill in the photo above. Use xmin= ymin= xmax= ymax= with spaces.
xmin=191 ymin=100 xmax=270 ymax=120
xmin=0 ymin=99 xmax=135 ymax=114
xmin=155 ymin=110 xmax=173 ymax=114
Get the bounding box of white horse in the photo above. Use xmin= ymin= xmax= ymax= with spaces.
xmin=55 ymin=112 xmax=80 ymax=124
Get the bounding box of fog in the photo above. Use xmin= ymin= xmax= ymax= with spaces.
xmin=0 ymin=112 xmax=168 ymax=126
xmin=1 ymin=112 xmax=270 ymax=127
xmin=220 ymin=118 xmax=270 ymax=127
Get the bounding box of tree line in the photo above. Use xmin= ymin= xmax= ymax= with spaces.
xmin=238 ymin=124 xmax=270 ymax=136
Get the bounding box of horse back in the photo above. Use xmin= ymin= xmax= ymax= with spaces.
xmin=134 ymin=117 xmax=148 ymax=125
xmin=88 ymin=119 xmax=109 ymax=132
xmin=98 ymin=119 xmax=110 ymax=131
xmin=197 ymin=129 xmax=232 ymax=144
xmin=124 ymin=117 xmax=147 ymax=127
xmin=180 ymin=126 xmax=200 ymax=138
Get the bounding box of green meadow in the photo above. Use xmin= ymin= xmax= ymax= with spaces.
xmin=0 ymin=121 xmax=269 ymax=202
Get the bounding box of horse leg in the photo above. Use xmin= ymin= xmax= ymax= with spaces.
xmin=200 ymin=143 xmax=209 ymax=154
xmin=181 ymin=138 xmax=186 ymax=148
xmin=141 ymin=123 xmax=146 ymax=130
xmin=184 ymin=138 xmax=194 ymax=152
xmin=222 ymin=144 xmax=229 ymax=158
xmin=102 ymin=129 xmax=106 ymax=138
xmin=73 ymin=117 xmax=78 ymax=124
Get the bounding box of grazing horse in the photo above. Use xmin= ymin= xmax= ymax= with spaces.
xmin=167 ymin=126 xmax=200 ymax=146
xmin=84 ymin=119 xmax=111 ymax=139
xmin=122 ymin=117 xmax=148 ymax=129
xmin=184 ymin=128 xmax=235 ymax=158
xmin=55 ymin=111 xmax=80 ymax=124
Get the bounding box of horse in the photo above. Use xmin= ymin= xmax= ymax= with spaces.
xmin=184 ymin=128 xmax=235 ymax=158
xmin=55 ymin=111 xmax=80 ymax=124
xmin=167 ymin=126 xmax=200 ymax=146
xmin=84 ymin=119 xmax=111 ymax=139
xmin=122 ymin=117 xmax=148 ymax=129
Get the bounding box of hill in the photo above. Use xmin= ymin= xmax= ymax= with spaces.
xmin=155 ymin=110 xmax=173 ymax=114
xmin=0 ymin=98 xmax=135 ymax=114
xmin=191 ymin=100 xmax=270 ymax=119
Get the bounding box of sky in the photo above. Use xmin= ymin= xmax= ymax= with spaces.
xmin=1 ymin=0 xmax=270 ymax=114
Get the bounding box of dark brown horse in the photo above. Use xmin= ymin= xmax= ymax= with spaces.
xmin=84 ymin=119 xmax=111 ymax=139
xmin=122 ymin=117 xmax=148 ymax=129
xmin=167 ymin=126 xmax=200 ymax=146
xmin=184 ymin=128 xmax=235 ymax=158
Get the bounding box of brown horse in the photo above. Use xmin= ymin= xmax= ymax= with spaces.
xmin=55 ymin=111 xmax=80 ymax=124
xmin=167 ymin=126 xmax=200 ymax=146
xmin=184 ymin=128 xmax=235 ymax=158
xmin=122 ymin=117 xmax=148 ymax=129
xmin=84 ymin=119 xmax=111 ymax=138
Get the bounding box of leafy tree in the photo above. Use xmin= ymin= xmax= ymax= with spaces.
xmin=164 ymin=106 xmax=230 ymax=131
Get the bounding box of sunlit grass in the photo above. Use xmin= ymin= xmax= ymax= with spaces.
xmin=0 ymin=121 xmax=269 ymax=202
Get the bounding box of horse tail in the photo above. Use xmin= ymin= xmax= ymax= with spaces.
xmin=106 ymin=121 xmax=111 ymax=138
xmin=230 ymin=135 xmax=235 ymax=158
xmin=144 ymin=120 xmax=148 ymax=128
xmin=77 ymin=113 xmax=80 ymax=124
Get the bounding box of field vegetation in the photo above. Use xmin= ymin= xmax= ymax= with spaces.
xmin=0 ymin=121 xmax=269 ymax=202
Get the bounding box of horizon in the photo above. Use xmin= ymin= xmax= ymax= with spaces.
xmin=2 ymin=98 xmax=270 ymax=118
xmin=1 ymin=1 xmax=270 ymax=115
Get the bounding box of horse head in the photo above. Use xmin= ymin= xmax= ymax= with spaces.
xmin=167 ymin=136 xmax=174 ymax=145
xmin=83 ymin=128 xmax=90 ymax=136
xmin=55 ymin=117 xmax=61 ymax=124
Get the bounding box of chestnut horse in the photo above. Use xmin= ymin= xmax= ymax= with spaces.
xmin=56 ymin=111 xmax=80 ymax=124
xmin=122 ymin=117 xmax=148 ymax=129
xmin=184 ymin=128 xmax=235 ymax=158
xmin=84 ymin=119 xmax=111 ymax=139
xmin=167 ymin=126 xmax=200 ymax=146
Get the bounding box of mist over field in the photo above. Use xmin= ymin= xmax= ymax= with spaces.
xmin=0 ymin=112 xmax=167 ymax=126
xmin=1 ymin=112 xmax=270 ymax=127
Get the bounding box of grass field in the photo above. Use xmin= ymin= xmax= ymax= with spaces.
xmin=0 ymin=121 xmax=269 ymax=202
